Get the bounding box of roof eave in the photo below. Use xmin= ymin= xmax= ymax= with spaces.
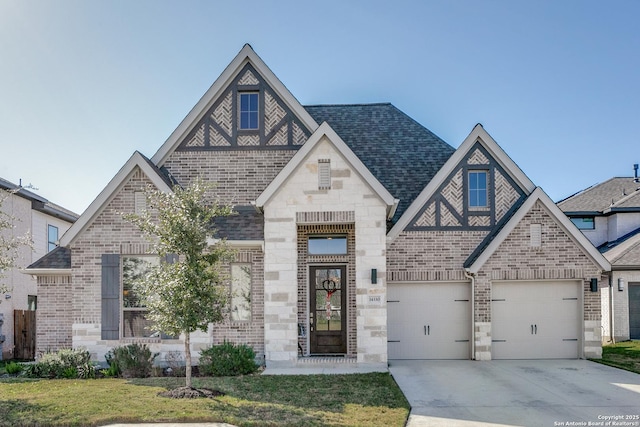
xmin=60 ymin=151 xmax=173 ymax=247
xmin=387 ymin=124 xmax=535 ymax=243
xmin=22 ymin=268 xmax=72 ymax=276
xmin=151 ymin=44 xmax=319 ymax=167
xmin=467 ymin=187 xmax=611 ymax=274
xmin=255 ymin=121 xmax=395 ymax=209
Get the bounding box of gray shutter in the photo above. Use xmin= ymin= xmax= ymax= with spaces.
xmin=164 ymin=254 xmax=178 ymax=264
xmin=101 ymin=254 xmax=120 ymax=340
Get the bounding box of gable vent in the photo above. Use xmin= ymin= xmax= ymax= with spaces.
xmin=134 ymin=191 xmax=147 ymax=214
xmin=318 ymin=159 xmax=331 ymax=190
xmin=530 ymin=223 xmax=542 ymax=247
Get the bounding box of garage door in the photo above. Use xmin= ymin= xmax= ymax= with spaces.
xmin=492 ymin=281 xmax=580 ymax=359
xmin=387 ymin=282 xmax=471 ymax=359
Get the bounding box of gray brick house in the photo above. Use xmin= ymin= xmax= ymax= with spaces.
xmin=558 ymin=173 xmax=640 ymax=342
xmin=27 ymin=45 xmax=610 ymax=369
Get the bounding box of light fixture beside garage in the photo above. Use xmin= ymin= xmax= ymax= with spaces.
xmin=618 ymin=278 xmax=625 ymax=292
xmin=590 ymin=278 xmax=598 ymax=292
xmin=371 ymin=269 xmax=377 ymax=284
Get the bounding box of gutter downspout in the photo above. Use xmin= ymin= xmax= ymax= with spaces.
xmin=609 ymin=274 xmax=615 ymax=344
xmin=464 ymin=269 xmax=476 ymax=360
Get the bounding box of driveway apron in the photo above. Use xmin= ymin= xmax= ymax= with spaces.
xmin=389 ymin=360 xmax=640 ymax=427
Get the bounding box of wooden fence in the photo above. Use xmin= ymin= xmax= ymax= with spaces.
xmin=14 ymin=310 xmax=36 ymax=360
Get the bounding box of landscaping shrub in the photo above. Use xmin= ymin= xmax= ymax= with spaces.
xmin=5 ymin=361 xmax=23 ymax=375
xmin=199 ymin=341 xmax=258 ymax=376
xmin=24 ymin=348 xmax=96 ymax=379
xmin=105 ymin=343 xmax=158 ymax=378
xmin=164 ymin=350 xmax=186 ymax=377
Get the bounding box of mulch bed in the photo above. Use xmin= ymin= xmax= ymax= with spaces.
xmin=159 ymin=386 xmax=225 ymax=399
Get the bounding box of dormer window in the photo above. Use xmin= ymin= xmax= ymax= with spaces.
xmin=239 ymin=92 xmax=259 ymax=130
xmin=469 ymin=171 xmax=488 ymax=208
xmin=571 ymin=217 xmax=595 ymax=230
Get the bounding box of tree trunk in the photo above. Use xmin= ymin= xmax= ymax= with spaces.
xmin=184 ymin=331 xmax=192 ymax=388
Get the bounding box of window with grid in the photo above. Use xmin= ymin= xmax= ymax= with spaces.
xmin=239 ymin=92 xmax=259 ymax=130
xmin=122 ymin=256 xmax=159 ymax=338
xmin=468 ymin=171 xmax=488 ymax=208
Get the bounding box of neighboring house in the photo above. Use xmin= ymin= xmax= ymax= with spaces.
xmin=0 ymin=177 xmax=78 ymax=360
xmin=27 ymin=45 xmax=610 ymax=369
xmin=558 ymin=170 xmax=640 ymax=341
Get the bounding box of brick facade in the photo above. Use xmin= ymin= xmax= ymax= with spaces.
xmin=163 ymin=150 xmax=297 ymax=205
xmin=387 ymin=199 xmax=605 ymax=360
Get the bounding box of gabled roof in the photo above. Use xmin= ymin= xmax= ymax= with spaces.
xmin=465 ymin=187 xmax=611 ymax=274
xmin=212 ymin=206 xmax=264 ymax=240
xmin=387 ymin=124 xmax=536 ymax=242
xmin=25 ymin=246 xmax=71 ymax=273
xmin=0 ymin=176 xmax=79 ymax=223
xmin=151 ymin=44 xmax=319 ymax=166
xmin=304 ymin=103 xmax=454 ymax=223
xmin=600 ymin=227 xmax=640 ymax=268
xmin=255 ymin=121 xmax=398 ymax=216
xmin=59 ymin=151 xmax=174 ymax=247
xmin=557 ymin=177 xmax=640 ymax=214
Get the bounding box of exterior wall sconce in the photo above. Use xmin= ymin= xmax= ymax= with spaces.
xmin=618 ymin=278 xmax=625 ymax=292
xmin=371 ymin=269 xmax=377 ymax=285
xmin=590 ymin=278 xmax=598 ymax=292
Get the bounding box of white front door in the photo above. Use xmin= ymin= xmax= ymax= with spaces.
xmin=388 ymin=282 xmax=471 ymax=359
xmin=492 ymin=281 xmax=580 ymax=359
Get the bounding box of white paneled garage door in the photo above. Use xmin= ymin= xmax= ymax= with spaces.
xmin=387 ymin=282 xmax=471 ymax=359
xmin=492 ymin=281 xmax=580 ymax=359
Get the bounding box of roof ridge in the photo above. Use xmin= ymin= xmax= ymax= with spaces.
xmin=304 ymin=102 xmax=392 ymax=108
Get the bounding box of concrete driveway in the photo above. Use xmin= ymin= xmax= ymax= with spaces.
xmin=389 ymin=360 xmax=640 ymax=427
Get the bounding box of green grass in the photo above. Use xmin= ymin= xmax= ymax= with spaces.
xmin=0 ymin=373 xmax=409 ymax=426
xmin=593 ymin=341 xmax=640 ymax=374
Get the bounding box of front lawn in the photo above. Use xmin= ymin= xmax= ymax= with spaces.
xmin=0 ymin=373 xmax=409 ymax=426
xmin=593 ymin=341 xmax=640 ymax=374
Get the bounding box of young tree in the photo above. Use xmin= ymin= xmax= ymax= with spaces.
xmin=0 ymin=188 xmax=32 ymax=301
xmin=124 ymin=179 xmax=234 ymax=389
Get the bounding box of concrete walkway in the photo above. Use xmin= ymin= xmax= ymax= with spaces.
xmin=389 ymin=359 xmax=640 ymax=427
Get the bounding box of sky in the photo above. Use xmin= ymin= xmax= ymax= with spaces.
xmin=1 ymin=0 xmax=639 ymax=215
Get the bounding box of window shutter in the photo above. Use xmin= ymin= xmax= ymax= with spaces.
xmin=101 ymin=254 xmax=120 ymax=340
xmin=164 ymin=254 xmax=179 ymax=264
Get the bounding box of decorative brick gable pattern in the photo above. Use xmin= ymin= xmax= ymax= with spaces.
xmin=407 ymin=142 xmax=526 ymax=231
xmin=176 ymin=64 xmax=310 ymax=150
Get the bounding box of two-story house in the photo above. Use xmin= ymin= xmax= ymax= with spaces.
xmin=558 ymin=168 xmax=640 ymax=342
xmin=0 ymin=177 xmax=78 ymax=360
xmin=27 ymin=45 xmax=609 ymax=369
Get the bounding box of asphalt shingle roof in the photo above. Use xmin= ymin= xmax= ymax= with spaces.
xmin=558 ymin=177 xmax=640 ymax=213
xmin=27 ymin=246 xmax=71 ymax=269
xmin=600 ymin=227 xmax=640 ymax=267
xmin=304 ymin=103 xmax=455 ymax=223
xmin=212 ymin=206 xmax=264 ymax=240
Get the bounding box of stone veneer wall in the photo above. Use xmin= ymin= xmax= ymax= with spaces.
xmin=387 ymin=200 xmax=605 ymax=360
xmin=262 ymin=137 xmax=388 ymax=368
